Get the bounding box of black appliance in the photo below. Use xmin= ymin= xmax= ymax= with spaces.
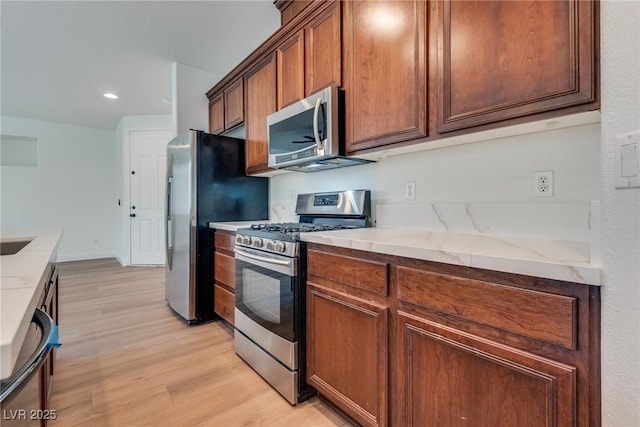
xmin=165 ymin=130 xmax=268 ymax=323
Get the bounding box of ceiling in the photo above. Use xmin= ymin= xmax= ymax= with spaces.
xmin=1 ymin=1 xmax=280 ymax=129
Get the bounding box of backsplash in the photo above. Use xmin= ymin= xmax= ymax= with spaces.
xmin=269 ymin=122 xmax=601 ymax=245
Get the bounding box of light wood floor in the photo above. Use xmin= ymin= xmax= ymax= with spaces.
xmin=49 ymin=258 xmax=350 ymax=427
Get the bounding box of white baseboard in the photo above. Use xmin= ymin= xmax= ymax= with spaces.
xmin=115 ymin=254 xmax=129 ymax=266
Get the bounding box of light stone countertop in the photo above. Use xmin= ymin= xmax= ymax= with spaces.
xmin=0 ymin=230 xmax=62 ymax=380
xmin=209 ymin=221 xmax=273 ymax=232
xmin=300 ymin=228 xmax=601 ymax=286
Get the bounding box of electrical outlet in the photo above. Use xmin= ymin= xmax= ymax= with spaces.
xmin=405 ymin=181 xmax=416 ymax=200
xmin=534 ymin=171 xmax=554 ymax=197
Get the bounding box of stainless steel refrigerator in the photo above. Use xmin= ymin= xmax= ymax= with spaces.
xmin=165 ymin=130 xmax=268 ymax=323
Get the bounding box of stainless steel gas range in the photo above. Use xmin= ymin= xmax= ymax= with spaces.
xmin=233 ymin=190 xmax=371 ymax=405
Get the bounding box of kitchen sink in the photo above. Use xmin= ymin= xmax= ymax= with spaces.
xmin=0 ymin=240 xmax=33 ymax=255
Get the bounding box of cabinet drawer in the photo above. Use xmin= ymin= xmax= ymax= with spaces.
xmin=214 ymin=252 xmax=236 ymax=290
xmin=307 ymin=249 xmax=388 ymax=296
xmin=396 ymin=267 xmax=577 ymax=350
xmin=214 ymin=284 xmax=235 ymax=325
xmin=214 ymin=231 xmax=236 ymax=252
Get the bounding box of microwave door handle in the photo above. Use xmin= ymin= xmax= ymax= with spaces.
xmin=312 ymin=96 xmax=322 ymax=151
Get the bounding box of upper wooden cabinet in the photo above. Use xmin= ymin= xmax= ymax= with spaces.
xmin=434 ymin=0 xmax=598 ymax=133
xmin=275 ymin=0 xmax=313 ymax=26
xmin=208 ymin=93 xmax=224 ymax=135
xmin=208 ymin=78 xmax=244 ymax=135
xmin=277 ymin=1 xmax=341 ymax=108
xmin=277 ymin=31 xmax=305 ymax=109
xmin=224 ymin=78 xmax=244 ymax=130
xmin=305 ymin=2 xmax=341 ymax=96
xmin=245 ymin=53 xmax=277 ymax=174
xmin=207 ymin=0 xmax=599 ymax=164
xmin=343 ymin=0 xmax=428 ymax=153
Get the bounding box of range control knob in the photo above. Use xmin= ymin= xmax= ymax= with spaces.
xmin=252 ymin=237 xmax=264 ymax=248
xmin=242 ymin=235 xmax=251 ymax=245
xmin=274 ymin=241 xmax=286 ymax=253
xmin=235 ymin=235 xmax=242 ymax=244
xmin=266 ymin=240 xmax=275 ymax=251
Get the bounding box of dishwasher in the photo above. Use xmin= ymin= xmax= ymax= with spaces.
xmin=0 ymin=309 xmax=57 ymax=426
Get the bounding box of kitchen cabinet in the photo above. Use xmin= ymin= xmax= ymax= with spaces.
xmin=433 ymin=0 xmax=598 ymax=134
xmin=277 ymin=1 xmax=341 ymax=108
xmin=306 ymin=243 xmax=601 ymax=427
xmin=244 ymin=53 xmax=277 ymax=174
xmin=224 ymin=78 xmax=244 ymax=131
xmin=276 ymin=31 xmax=305 ymax=109
xmin=208 ymin=78 xmax=244 ymax=135
xmin=275 ymin=0 xmax=313 ymax=26
xmin=208 ymin=93 xmax=225 ymax=135
xmin=304 ymin=1 xmax=341 ymax=96
xmin=306 ymin=249 xmax=390 ymax=427
xmin=342 ymin=0 xmax=427 ymax=153
xmin=207 ymin=0 xmax=599 ymax=164
xmin=213 ymin=230 xmax=236 ymax=325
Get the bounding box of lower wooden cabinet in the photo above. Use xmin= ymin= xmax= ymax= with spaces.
xmin=306 ymin=243 xmax=601 ymax=427
xmin=307 ymin=283 xmax=389 ymax=427
xmin=213 ymin=230 xmax=236 ymax=325
xmin=397 ymin=313 xmax=577 ymax=427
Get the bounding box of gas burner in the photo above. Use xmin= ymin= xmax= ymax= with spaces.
xmin=252 ymin=222 xmax=358 ymax=234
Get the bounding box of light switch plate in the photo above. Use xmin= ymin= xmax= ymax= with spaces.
xmin=615 ymin=132 xmax=640 ymax=189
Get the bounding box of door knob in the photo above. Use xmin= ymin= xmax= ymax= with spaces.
xmin=130 ymin=213 xmax=136 ymax=218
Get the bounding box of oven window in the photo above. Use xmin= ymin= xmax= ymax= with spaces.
xmin=242 ymin=269 xmax=282 ymax=323
xmin=236 ymin=259 xmax=296 ymax=342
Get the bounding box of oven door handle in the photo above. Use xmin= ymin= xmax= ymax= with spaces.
xmin=235 ymin=248 xmax=296 ymax=276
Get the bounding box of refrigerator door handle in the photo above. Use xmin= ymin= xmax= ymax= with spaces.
xmin=165 ymin=155 xmax=173 ymax=270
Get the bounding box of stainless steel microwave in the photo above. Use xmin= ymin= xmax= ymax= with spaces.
xmin=267 ymin=86 xmax=372 ymax=172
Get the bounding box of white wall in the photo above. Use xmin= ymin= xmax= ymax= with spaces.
xmin=0 ymin=116 xmax=116 ymax=261
xmin=114 ymin=115 xmax=172 ymax=265
xmin=171 ymin=62 xmax=222 ymax=137
xmin=600 ymin=1 xmax=640 ymax=425
xmin=271 ymin=122 xmax=601 ymax=240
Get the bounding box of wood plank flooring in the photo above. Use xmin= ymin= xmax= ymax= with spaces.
xmin=49 ymin=258 xmax=350 ymax=427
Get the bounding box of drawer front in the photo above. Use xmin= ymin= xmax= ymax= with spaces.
xmin=396 ymin=267 xmax=577 ymax=350
xmin=307 ymin=249 xmax=388 ymax=296
xmin=214 ymin=252 xmax=236 ymax=290
xmin=214 ymin=284 xmax=235 ymax=325
xmin=214 ymin=230 xmax=236 ymax=252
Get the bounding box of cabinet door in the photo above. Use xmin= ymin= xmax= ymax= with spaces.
xmin=214 ymin=252 xmax=236 ymax=291
xmin=307 ymin=282 xmax=388 ymax=427
xmin=435 ymin=0 xmax=598 ymax=133
xmin=343 ymin=0 xmax=427 ymax=153
xmin=224 ymin=78 xmax=244 ymax=130
xmin=396 ymin=312 xmax=577 ymax=427
xmin=305 ymin=2 xmax=341 ymax=96
xmin=277 ymin=31 xmax=305 ymax=108
xmin=214 ymin=284 xmax=235 ymax=325
xmin=245 ymin=53 xmax=277 ymax=174
xmin=209 ymin=93 xmax=225 ymax=135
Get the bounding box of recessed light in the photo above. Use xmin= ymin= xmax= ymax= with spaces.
xmin=104 ymin=93 xmax=118 ymax=99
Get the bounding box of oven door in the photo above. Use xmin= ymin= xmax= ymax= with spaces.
xmin=235 ymin=246 xmax=298 ymax=346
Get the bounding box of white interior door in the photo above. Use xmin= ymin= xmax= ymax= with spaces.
xmin=130 ymin=130 xmax=172 ymax=265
